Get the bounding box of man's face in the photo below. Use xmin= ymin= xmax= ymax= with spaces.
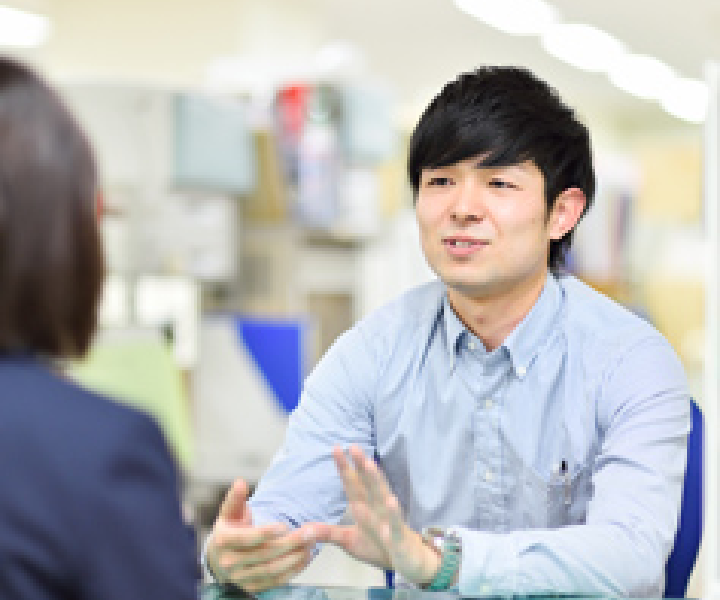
xmin=416 ymin=155 xmax=562 ymax=301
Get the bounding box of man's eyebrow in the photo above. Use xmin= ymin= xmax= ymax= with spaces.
xmin=473 ymin=160 xmax=531 ymax=174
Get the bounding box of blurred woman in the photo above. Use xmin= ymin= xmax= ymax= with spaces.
xmin=0 ymin=57 xmax=198 ymax=599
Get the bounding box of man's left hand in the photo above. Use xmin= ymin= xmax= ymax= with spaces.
xmin=316 ymin=445 xmax=441 ymax=587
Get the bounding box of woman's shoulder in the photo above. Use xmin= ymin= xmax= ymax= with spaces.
xmin=0 ymin=354 xmax=169 ymax=468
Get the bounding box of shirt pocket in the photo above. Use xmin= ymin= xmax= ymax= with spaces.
xmin=544 ymin=462 xmax=593 ymax=528
xmin=504 ymin=440 xmax=593 ymax=531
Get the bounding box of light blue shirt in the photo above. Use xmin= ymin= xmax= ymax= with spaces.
xmin=249 ymin=273 xmax=690 ymax=597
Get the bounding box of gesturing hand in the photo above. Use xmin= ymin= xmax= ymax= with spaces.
xmin=318 ymin=445 xmax=440 ymax=587
xmin=207 ymin=479 xmax=319 ymax=593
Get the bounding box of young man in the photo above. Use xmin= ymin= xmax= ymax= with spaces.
xmin=206 ymin=66 xmax=690 ymax=597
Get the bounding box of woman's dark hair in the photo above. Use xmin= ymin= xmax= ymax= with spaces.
xmin=408 ymin=66 xmax=596 ymax=271
xmin=0 ymin=57 xmax=104 ymax=358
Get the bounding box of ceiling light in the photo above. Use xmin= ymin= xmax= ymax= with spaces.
xmin=541 ymin=24 xmax=626 ymax=73
xmin=314 ymin=41 xmax=365 ymax=77
xmin=0 ymin=5 xmax=50 ymax=48
xmin=454 ymin=0 xmax=559 ymax=36
xmin=659 ymin=77 xmax=709 ymax=123
xmin=608 ymin=54 xmax=675 ymax=100
xmin=453 ymin=0 xmax=704 ymax=123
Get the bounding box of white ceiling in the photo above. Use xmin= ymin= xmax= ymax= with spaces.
xmin=7 ymin=0 xmax=720 ymax=134
xmin=313 ymin=0 xmax=720 ymax=132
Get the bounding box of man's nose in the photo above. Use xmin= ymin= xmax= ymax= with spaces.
xmin=450 ymin=179 xmax=484 ymax=222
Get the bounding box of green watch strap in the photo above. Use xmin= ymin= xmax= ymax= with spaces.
xmin=422 ymin=528 xmax=462 ymax=591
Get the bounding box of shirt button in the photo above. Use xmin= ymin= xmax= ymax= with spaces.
xmin=485 ymin=397 xmax=493 ymax=409
xmin=485 ymin=470 xmax=494 ymax=482
xmin=517 ymin=365 xmax=527 ymax=377
xmin=468 ymin=341 xmax=476 ymax=350
xmin=481 ymin=584 xmax=491 ymax=595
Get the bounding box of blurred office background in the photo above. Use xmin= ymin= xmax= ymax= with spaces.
xmin=1 ymin=0 xmax=716 ymax=594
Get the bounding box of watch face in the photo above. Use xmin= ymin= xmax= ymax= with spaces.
xmin=422 ymin=527 xmax=446 ymax=551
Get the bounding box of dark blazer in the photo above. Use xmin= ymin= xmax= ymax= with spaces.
xmin=0 ymin=353 xmax=199 ymax=599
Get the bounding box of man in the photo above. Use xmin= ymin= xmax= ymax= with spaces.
xmin=206 ymin=66 xmax=690 ymax=596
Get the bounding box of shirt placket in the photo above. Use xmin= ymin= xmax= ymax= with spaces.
xmin=466 ymin=352 xmax=505 ymax=532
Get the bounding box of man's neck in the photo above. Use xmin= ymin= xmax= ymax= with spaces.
xmin=446 ymin=269 xmax=549 ymax=352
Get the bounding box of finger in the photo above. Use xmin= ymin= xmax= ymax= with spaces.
xmin=363 ymin=459 xmax=390 ymax=511
xmin=315 ymin=523 xmax=355 ymax=550
xmin=334 ymin=446 xmax=367 ymax=503
xmin=386 ymin=494 xmax=405 ymax=544
xmin=215 ymin=523 xmax=318 ymax=578
xmin=347 ymin=446 xmax=379 ymax=505
xmin=234 ymin=525 xmax=319 ymax=567
xmin=242 ymin=556 xmax=308 ymax=594
xmin=232 ymin=546 xmax=312 ymax=592
xmin=349 ymin=446 xmax=390 ymax=513
xmin=349 ymin=499 xmax=386 ymax=549
xmin=214 ymin=522 xmax=288 ymax=554
xmin=216 ymin=521 xmax=288 ymax=549
xmin=206 ymin=538 xmax=230 ymax=584
xmin=218 ymin=479 xmax=250 ymax=522
xmin=369 ymin=459 xmax=394 ymax=499
xmin=242 ymin=557 xmax=307 ymax=595
xmin=228 ymin=545 xmax=308 ymax=580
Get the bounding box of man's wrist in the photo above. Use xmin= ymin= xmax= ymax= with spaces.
xmin=419 ymin=528 xmax=462 ymax=591
xmin=419 ymin=536 xmax=442 ymax=587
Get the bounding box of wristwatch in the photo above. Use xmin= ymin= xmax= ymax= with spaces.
xmin=421 ymin=527 xmax=462 ymax=591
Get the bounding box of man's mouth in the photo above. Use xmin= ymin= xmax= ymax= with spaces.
xmin=443 ymin=237 xmax=488 ymax=247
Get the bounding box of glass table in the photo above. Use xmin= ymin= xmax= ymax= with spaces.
xmin=200 ymin=584 xmax=607 ymax=600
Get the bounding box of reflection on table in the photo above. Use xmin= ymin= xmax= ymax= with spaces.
xmin=200 ymin=584 xmax=607 ymax=600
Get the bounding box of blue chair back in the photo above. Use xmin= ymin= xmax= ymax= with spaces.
xmin=664 ymin=399 xmax=703 ymax=598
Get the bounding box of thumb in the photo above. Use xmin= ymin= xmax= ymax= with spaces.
xmin=218 ymin=479 xmax=251 ymax=523
xmin=316 ymin=523 xmax=355 ymax=552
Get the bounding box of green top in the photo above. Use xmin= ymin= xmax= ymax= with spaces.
xmin=70 ymin=337 xmax=193 ymax=471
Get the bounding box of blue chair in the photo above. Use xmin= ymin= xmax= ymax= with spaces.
xmin=385 ymin=570 xmax=394 ymax=589
xmin=385 ymin=400 xmax=703 ymax=595
xmin=664 ymin=399 xmax=703 ymax=598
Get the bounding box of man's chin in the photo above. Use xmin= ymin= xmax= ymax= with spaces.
xmin=443 ymin=277 xmax=499 ymax=299
xmin=441 ymin=267 xmax=547 ymax=302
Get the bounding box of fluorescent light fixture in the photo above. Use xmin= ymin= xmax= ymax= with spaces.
xmin=314 ymin=41 xmax=365 ymax=76
xmin=453 ymin=0 xmax=702 ymax=123
xmin=0 ymin=5 xmax=50 ymax=48
xmin=454 ymin=0 xmax=559 ymax=36
xmin=541 ymin=23 xmax=626 ymax=73
xmin=659 ymin=77 xmax=709 ymax=123
xmin=608 ymin=54 xmax=675 ymax=100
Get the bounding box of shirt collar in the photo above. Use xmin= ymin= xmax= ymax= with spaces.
xmin=439 ymin=272 xmax=562 ymax=377
xmin=442 ymin=293 xmax=466 ymax=364
xmin=502 ymin=272 xmax=562 ymax=377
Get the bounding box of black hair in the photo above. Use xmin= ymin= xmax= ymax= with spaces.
xmin=408 ymin=65 xmax=595 ymax=271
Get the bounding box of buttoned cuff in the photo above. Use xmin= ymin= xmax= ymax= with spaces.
xmin=451 ymin=527 xmax=519 ymax=596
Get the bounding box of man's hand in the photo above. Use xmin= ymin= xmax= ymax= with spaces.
xmin=317 ymin=446 xmax=441 ymax=587
xmin=207 ymin=479 xmax=319 ymax=593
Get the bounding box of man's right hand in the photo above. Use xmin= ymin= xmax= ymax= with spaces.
xmin=207 ymin=479 xmax=320 ymax=593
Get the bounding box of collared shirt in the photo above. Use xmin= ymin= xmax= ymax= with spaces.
xmin=249 ymin=273 xmax=690 ymax=597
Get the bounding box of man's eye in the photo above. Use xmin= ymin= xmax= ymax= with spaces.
xmin=427 ymin=177 xmax=452 ymax=187
xmin=489 ymin=179 xmax=516 ymax=189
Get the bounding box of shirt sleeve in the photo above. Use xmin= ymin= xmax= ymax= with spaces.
xmin=453 ymin=336 xmax=691 ymax=597
xmin=249 ymin=322 xmax=381 ymax=529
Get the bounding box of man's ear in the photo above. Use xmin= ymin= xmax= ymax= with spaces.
xmin=548 ymin=188 xmax=586 ymax=240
